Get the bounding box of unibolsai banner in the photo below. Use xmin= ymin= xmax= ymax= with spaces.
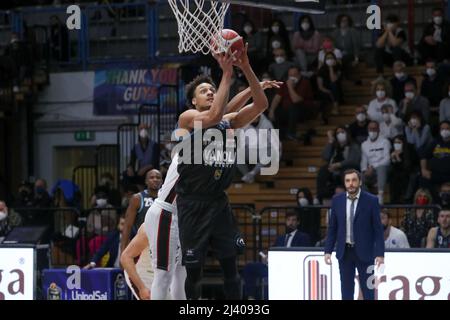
xmin=94 ymin=67 xmax=178 ymax=115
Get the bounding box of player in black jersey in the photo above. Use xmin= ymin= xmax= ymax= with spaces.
xmin=176 ymin=45 xmax=274 ymax=299
xmin=121 ymin=169 xmax=162 ymax=252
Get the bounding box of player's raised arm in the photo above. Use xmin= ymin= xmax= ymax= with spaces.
xmin=178 ymin=51 xmax=236 ymax=130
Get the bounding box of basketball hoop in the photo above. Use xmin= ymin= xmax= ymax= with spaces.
xmin=168 ymin=0 xmax=231 ymax=55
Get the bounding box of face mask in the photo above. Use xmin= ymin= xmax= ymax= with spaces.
xmin=405 ymin=92 xmax=415 ymax=99
xmin=96 ymin=198 xmax=107 ymax=208
xmin=275 ymin=56 xmax=285 ymax=64
xmin=288 ymin=76 xmax=299 ymax=84
xmin=356 ymin=113 xmax=366 ymax=122
xmin=368 ymin=131 xmax=378 ymax=140
xmin=0 ymin=211 xmax=7 ymax=221
xmin=298 ymin=197 xmax=309 ymax=207
xmin=326 ymin=59 xmax=336 ymax=66
xmin=382 ymin=113 xmax=391 ymax=122
xmin=426 ymin=68 xmax=436 ymax=77
xmin=165 ymin=143 xmax=174 ymax=151
xmin=394 ymin=143 xmax=403 ymax=151
xmin=433 ymin=16 xmax=443 ymax=25
xmin=416 ymin=196 xmax=429 ymax=205
xmin=395 ymin=72 xmax=405 ymax=80
xmin=376 ymin=90 xmax=386 ymax=99
xmin=441 ymin=129 xmax=450 ymax=139
xmin=243 ymin=25 xmax=252 ymax=34
xmin=440 ymin=192 xmax=450 ymax=205
xmin=272 ymin=40 xmax=281 ymax=49
xmin=301 ymin=22 xmax=310 ymax=31
xmin=271 ymin=25 xmax=280 ymax=34
xmin=386 ymin=23 xmax=394 ymax=30
xmin=139 ymin=129 xmax=148 ymax=139
xmin=336 ymin=132 xmax=347 ymax=144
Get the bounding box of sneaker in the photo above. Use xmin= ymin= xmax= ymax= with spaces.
xmin=241 ymin=172 xmax=255 ymax=184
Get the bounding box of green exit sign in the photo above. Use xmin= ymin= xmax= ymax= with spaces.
xmin=74 ymin=131 xmax=95 ymax=141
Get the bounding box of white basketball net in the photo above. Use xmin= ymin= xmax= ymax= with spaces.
xmin=168 ymin=0 xmax=231 ymax=55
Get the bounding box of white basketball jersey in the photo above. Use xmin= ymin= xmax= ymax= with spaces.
xmin=158 ymin=153 xmax=179 ymax=205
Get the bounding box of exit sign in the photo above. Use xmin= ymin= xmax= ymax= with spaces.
xmin=74 ymin=131 xmax=95 ymax=141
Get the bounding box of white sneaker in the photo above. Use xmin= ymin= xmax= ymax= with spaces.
xmin=241 ymin=172 xmax=255 ymax=184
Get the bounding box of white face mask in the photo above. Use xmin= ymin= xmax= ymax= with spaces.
xmin=139 ymin=129 xmax=148 ymax=139
xmin=243 ymin=25 xmax=252 ymax=34
xmin=405 ymin=92 xmax=415 ymax=99
xmin=356 ymin=113 xmax=366 ymax=122
xmin=426 ymin=68 xmax=436 ymax=77
xmin=382 ymin=113 xmax=391 ymax=122
xmin=368 ymin=131 xmax=378 ymax=140
xmin=386 ymin=22 xmax=394 ymax=30
xmin=301 ymin=22 xmax=310 ymax=31
xmin=0 ymin=211 xmax=7 ymax=221
xmin=376 ymin=90 xmax=386 ymax=99
xmin=326 ymin=59 xmax=336 ymax=66
xmin=394 ymin=143 xmax=403 ymax=151
xmin=271 ymin=25 xmax=280 ymax=34
xmin=298 ymin=197 xmax=309 ymax=207
xmin=275 ymin=56 xmax=285 ymax=64
xmin=441 ymin=129 xmax=450 ymax=139
xmin=336 ymin=132 xmax=347 ymax=144
xmin=434 ymin=16 xmax=443 ymax=25
xmin=288 ymin=76 xmax=299 ymax=84
xmin=165 ymin=143 xmax=173 ymax=151
xmin=96 ymin=198 xmax=107 ymax=208
xmin=395 ymin=72 xmax=405 ymax=80
xmin=272 ymin=40 xmax=281 ymax=49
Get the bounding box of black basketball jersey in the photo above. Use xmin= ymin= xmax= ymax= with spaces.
xmin=435 ymin=227 xmax=450 ymax=248
xmin=134 ymin=190 xmax=155 ymax=230
xmin=176 ymin=120 xmax=237 ymax=197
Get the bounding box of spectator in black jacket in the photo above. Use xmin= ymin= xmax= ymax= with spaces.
xmin=420 ymin=60 xmax=446 ymax=107
xmin=390 ymin=60 xmax=416 ymax=105
xmin=347 ymin=105 xmax=369 ymax=144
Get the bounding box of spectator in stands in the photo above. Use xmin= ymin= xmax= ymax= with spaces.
xmin=381 ymin=209 xmax=410 ymax=248
xmin=240 ymin=18 xmax=264 ymax=74
xmin=417 ymin=7 xmax=450 ymax=64
xmin=398 ymin=82 xmax=431 ymax=123
xmin=420 ymin=60 xmax=446 ymax=107
xmin=239 ymin=114 xmax=281 ymax=184
xmin=0 ymin=200 xmax=10 ymax=238
xmin=361 ymin=121 xmax=392 ymax=204
xmin=439 ymin=83 xmax=450 ymax=122
xmin=91 ymin=172 xmax=121 ymax=207
xmin=127 ymin=123 xmax=159 ymax=187
xmin=49 ymin=15 xmax=69 ymax=62
xmin=420 ymin=120 xmax=450 ymax=190
xmin=401 ymin=188 xmax=436 ymax=248
xmin=332 ymin=14 xmax=361 ymax=76
xmin=317 ymin=37 xmax=343 ymax=70
xmin=4 ymin=32 xmax=32 ymax=92
xmin=317 ymin=51 xmax=342 ymax=116
xmin=84 ymin=215 xmax=125 ymax=269
xmin=404 ymin=111 xmax=433 ymax=155
xmin=87 ymin=190 xmax=118 ymax=237
xmin=267 ymin=48 xmax=296 ymax=81
xmin=52 ymin=185 xmax=77 ymax=236
xmin=291 ymin=14 xmax=322 ymax=73
xmin=33 ymin=178 xmax=51 ymax=208
xmin=367 ymin=79 xmax=397 ymax=123
xmin=266 ymin=18 xmax=292 ymax=64
xmin=374 ymin=14 xmax=412 ymax=76
xmin=426 ymin=208 xmax=450 ymax=248
xmin=390 ymin=61 xmax=417 ymax=105
xmin=390 ymin=135 xmax=420 ymax=203
xmin=347 ymin=105 xmax=369 ymax=144
xmin=296 ymin=187 xmax=320 ymax=244
xmin=269 ymin=65 xmax=314 ymax=140
xmin=13 ymin=181 xmax=34 ymax=208
xmin=242 ymin=211 xmax=310 ymax=299
xmin=316 ymin=126 xmax=361 ymax=203
xmin=379 ymin=103 xmax=404 ymax=140
xmin=438 ymin=182 xmax=450 ymax=208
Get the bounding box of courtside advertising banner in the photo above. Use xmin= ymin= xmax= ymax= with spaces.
xmin=269 ymin=250 xmax=450 ymax=300
xmin=0 ymin=247 xmax=35 ymax=300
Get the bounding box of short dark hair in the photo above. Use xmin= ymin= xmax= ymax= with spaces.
xmin=404 ymin=81 xmax=417 ymax=90
xmin=440 ymin=120 xmax=450 ymax=128
xmin=286 ymin=211 xmax=299 ymax=220
xmin=336 ymin=14 xmax=353 ymax=27
xmin=343 ymin=169 xmax=361 ymax=182
xmin=185 ymin=75 xmax=216 ymax=109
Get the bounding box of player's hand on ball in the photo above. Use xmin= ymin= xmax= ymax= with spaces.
xmin=213 ymin=49 xmax=237 ymax=75
xmin=233 ymin=43 xmax=250 ymax=68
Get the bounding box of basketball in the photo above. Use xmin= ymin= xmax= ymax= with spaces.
xmin=212 ymin=29 xmax=245 ymax=58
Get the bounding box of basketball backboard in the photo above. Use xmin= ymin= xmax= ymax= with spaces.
xmin=227 ymin=0 xmax=326 ymax=14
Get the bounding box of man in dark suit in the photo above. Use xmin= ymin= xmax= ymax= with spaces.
xmin=84 ymin=215 xmax=125 ymax=269
xmin=324 ymin=169 xmax=384 ymax=300
xmin=274 ymin=211 xmax=311 ymax=247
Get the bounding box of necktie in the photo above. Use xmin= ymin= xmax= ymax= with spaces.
xmin=349 ymin=198 xmax=356 ymax=243
xmin=284 ymin=233 xmax=292 ymax=247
